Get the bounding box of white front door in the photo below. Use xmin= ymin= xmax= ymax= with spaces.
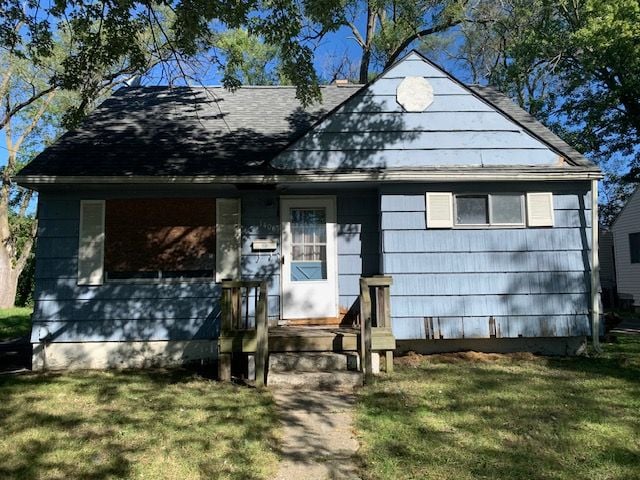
xmin=281 ymin=196 xmax=338 ymax=321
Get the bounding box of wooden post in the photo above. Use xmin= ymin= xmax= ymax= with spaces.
xmin=255 ymin=281 xmax=268 ymax=387
xmin=360 ymin=278 xmax=373 ymax=381
xmin=218 ymin=353 xmax=231 ymax=381
xmin=384 ymin=350 xmax=394 ymax=373
xmin=221 ymin=282 xmax=232 ymax=333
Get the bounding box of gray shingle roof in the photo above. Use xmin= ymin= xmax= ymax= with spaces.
xmin=17 ymin=85 xmax=361 ymax=177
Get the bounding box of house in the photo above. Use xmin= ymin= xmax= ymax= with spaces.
xmin=15 ymin=51 xmax=602 ymax=375
xmin=599 ymin=227 xmax=617 ymax=308
xmin=611 ymin=187 xmax=640 ymax=309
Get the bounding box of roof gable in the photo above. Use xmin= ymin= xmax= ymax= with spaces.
xmin=612 ymin=186 xmax=640 ymax=229
xmin=272 ymin=51 xmax=591 ymax=171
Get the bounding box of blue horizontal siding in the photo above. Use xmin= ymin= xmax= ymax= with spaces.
xmin=340 ymin=94 xmax=496 ymax=114
xmin=380 ymin=183 xmax=592 ymax=341
xmin=383 ymin=229 xmax=590 ymax=253
xmin=291 ymin=131 xmax=548 ymax=152
xmin=383 ymin=57 xmax=448 ymax=78
xmin=392 ymin=272 xmax=589 ymax=296
xmin=273 ymin=149 xmax=560 ymax=170
xmin=315 ymin=111 xmax=521 ymax=133
xmin=392 ymin=293 xmax=589 ymax=317
xmin=31 ymin=318 xmax=217 ymax=343
xmin=33 ymin=189 xmax=380 ymax=343
xmin=383 ymin=251 xmax=590 ymax=273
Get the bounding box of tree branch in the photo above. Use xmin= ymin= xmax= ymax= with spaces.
xmin=384 ymin=18 xmax=463 ymax=68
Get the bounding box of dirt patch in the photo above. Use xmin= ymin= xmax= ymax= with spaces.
xmin=395 ymin=350 xmax=540 ymax=366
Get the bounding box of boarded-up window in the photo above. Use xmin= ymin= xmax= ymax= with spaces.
xmin=104 ymin=198 xmax=216 ymax=280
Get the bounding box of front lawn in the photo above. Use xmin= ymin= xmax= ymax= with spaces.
xmin=0 ymin=307 xmax=32 ymax=340
xmin=357 ymin=336 xmax=640 ymax=480
xmin=0 ymin=369 xmax=278 ymax=480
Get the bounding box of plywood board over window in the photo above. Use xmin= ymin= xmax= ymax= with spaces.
xmin=105 ymin=198 xmax=216 ymax=279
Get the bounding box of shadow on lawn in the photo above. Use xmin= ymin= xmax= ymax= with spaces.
xmin=357 ymin=343 xmax=640 ymax=479
xmin=0 ymin=368 xmax=278 ymax=480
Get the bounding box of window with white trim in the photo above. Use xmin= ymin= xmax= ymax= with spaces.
xmin=454 ymin=193 xmax=525 ymax=227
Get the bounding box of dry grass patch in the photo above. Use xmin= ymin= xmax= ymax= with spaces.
xmin=0 ymin=369 xmax=278 ymax=480
xmin=357 ymin=337 xmax=640 ymax=480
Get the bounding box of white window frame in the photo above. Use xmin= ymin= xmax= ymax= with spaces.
xmin=453 ymin=193 xmax=526 ymax=228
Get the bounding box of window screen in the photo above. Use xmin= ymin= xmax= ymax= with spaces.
xmin=491 ymin=194 xmax=524 ymax=224
xmin=630 ymin=232 xmax=640 ymax=264
xmin=456 ymin=196 xmax=489 ymax=224
xmin=104 ymin=198 xmax=216 ymax=280
xmin=454 ymin=193 xmax=525 ymax=227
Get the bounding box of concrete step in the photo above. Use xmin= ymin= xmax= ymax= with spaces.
xmin=269 ymin=352 xmax=359 ymax=373
xmin=267 ymin=370 xmax=363 ymax=391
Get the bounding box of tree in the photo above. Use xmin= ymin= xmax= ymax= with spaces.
xmin=0 ymin=11 xmax=176 ymax=307
xmin=466 ymin=0 xmax=640 ymax=164
xmin=456 ymin=0 xmax=640 ymax=221
xmin=214 ymin=29 xmax=282 ymax=85
xmin=342 ymin=0 xmax=469 ymax=83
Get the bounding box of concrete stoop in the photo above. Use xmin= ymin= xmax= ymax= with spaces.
xmin=267 ymin=352 xmax=363 ymax=391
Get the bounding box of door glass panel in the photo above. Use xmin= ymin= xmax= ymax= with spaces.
xmin=290 ymin=208 xmax=327 ymax=281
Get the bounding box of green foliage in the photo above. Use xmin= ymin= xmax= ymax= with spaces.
xmin=0 ymin=0 xmax=348 ymax=112
xmin=215 ymin=29 xmax=282 ymax=85
xmin=14 ymin=253 xmax=34 ymax=307
xmin=461 ymin=0 xmax=640 ymax=174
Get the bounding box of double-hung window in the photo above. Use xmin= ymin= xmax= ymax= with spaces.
xmin=454 ymin=193 xmax=525 ymax=227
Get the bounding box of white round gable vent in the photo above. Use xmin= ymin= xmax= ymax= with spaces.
xmin=396 ymin=76 xmax=434 ymax=112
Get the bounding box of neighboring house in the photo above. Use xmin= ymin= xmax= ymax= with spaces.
xmin=15 ymin=50 xmax=602 ymax=372
xmin=611 ymin=188 xmax=640 ymax=308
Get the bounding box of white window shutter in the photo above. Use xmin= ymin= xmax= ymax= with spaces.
xmin=78 ymin=200 xmax=105 ymax=285
xmin=527 ymin=192 xmax=554 ymax=227
xmin=426 ymin=192 xmax=453 ymax=228
xmin=216 ymin=198 xmax=241 ymax=283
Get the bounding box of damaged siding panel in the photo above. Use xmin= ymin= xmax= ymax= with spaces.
xmin=394 ymin=314 xmax=591 ymax=340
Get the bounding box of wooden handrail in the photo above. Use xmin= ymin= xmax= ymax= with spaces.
xmin=219 ymin=280 xmax=269 ymax=387
xmin=360 ymin=276 xmax=394 ymax=380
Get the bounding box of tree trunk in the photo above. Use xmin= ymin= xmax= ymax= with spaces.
xmin=0 ymin=249 xmax=20 ymax=308
xmin=358 ymin=4 xmax=377 ymax=84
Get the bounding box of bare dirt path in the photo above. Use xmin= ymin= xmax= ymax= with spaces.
xmin=272 ymin=389 xmax=361 ymax=480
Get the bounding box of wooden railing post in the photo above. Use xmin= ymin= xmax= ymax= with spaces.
xmin=360 ymin=276 xmax=394 ymax=379
xmin=255 ymin=281 xmax=268 ymax=387
xmin=219 ymin=281 xmax=234 ymax=381
xmin=360 ymin=278 xmax=373 ymax=380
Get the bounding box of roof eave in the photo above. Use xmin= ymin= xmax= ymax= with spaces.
xmin=14 ymin=166 xmax=604 ymax=189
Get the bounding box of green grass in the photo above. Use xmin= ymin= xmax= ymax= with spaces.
xmin=0 ymin=369 xmax=279 ymax=480
xmin=0 ymin=307 xmax=32 ymax=340
xmin=356 ymin=336 xmax=640 ymax=480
